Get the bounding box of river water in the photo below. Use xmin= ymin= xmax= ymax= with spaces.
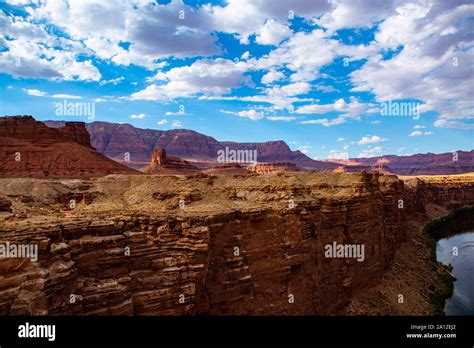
xmin=436 ymin=231 xmax=474 ymax=315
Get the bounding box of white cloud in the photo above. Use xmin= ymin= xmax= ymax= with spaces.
xmin=413 ymin=125 xmax=426 ymax=129
xmin=51 ymin=94 xmax=82 ymax=99
xmin=0 ymin=10 xmax=101 ymax=81
xmin=100 ymin=76 xmax=125 ymax=86
xmin=266 ymin=82 xmax=311 ymax=98
xmin=252 ymin=28 xmax=375 ymax=83
xmin=157 ymin=119 xmax=168 ymax=125
xmin=297 ymin=98 xmax=376 ymax=126
xmin=23 ymin=88 xmax=82 ymax=99
xmin=131 ymin=58 xmax=249 ymax=101
xmin=255 ymin=19 xmax=292 ymax=45
xmin=358 ymin=146 xmax=383 ymax=158
xmin=300 ymin=116 xmax=346 ymax=127
xmin=356 ymin=135 xmax=386 ymax=145
xmin=350 ymin=1 xmax=474 ymax=128
xmin=337 ymin=137 xmax=345 ymax=142
xmin=164 ymin=111 xmax=190 ymax=116
xmin=434 ymin=119 xmax=474 ymax=130
xmin=409 ymin=130 xmax=433 ymax=136
xmin=266 ymin=116 xmax=296 ymax=121
xmin=316 ymin=0 xmax=399 ymax=30
xmin=328 ymin=150 xmax=349 ymax=160
xmin=206 ymin=0 xmax=331 ymax=44
xmin=172 ymin=120 xmax=182 ymax=128
xmin=261 ymin=69 xmax=285 ymax=85
xmin=26 ymin=0 xmax=220 ymax=69
xmin=130 ymin=113 xmax=146 ymax=119
xmin=241 ymin=51 xmax=250 ymax=60
xmin=237 ymin=109 xmax=264 ymax=120
xmin=23 ymin=88 xmax=47 ymax=97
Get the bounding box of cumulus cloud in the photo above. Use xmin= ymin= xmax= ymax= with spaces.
xmin=409 ymin=130 xmax=433 ymax=136
xmin=328 ymin=149 xmax=349 ymax=160
xmin=237 ymin=109 xmax=264 ymax=120
xmin=356 ymin=135 xmax=387 ymax=145
xmin=358 ymin=146 xmax=383 ymax=158
xmin=131 ymin=59 xmax=249 ymax=101
xmin=316 ymin=0 xmax=400 ymax=30
xmin=206 ymin=0 xmax=331 ymax=44
xmin=130 ymin=113 xmax=146 ymax=119
xmin=23 ymin=88 xmax=82 ymax=99
xmin=261 ymin=70 xmax=285 ymax=85
xmin=434 ymin=119 xmax=474 ymax=130
xmin=51 ymin=94 xmax=82 ymax=99
xmin=350 ymin=0 xmax=474 ymax=128
xmin=100 ymin=77 xmax=125 ymax=86
xmin=255 ymin=19 xmax=292 ymax=45
xmin=0 ymin=10 xmax=101 ymax=81
xmin=221 ymin=109 xmax=264 ymax=121
xmin=297 ymin=98 xmax=376 ymax=126
xmin=266 ymin=116 xmax=296 ymax=121
xmin=23 ymin=88 xmax=47 ymax=97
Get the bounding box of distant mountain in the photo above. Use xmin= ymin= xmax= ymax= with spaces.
xmin=44 ymin=120 xmax=337 ymax=170
xmin=44 ymin=120 xmax=474 ymax=175
xmin=346 ymin=151 xmax=474 ymax=175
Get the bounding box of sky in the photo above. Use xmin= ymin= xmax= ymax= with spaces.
xmin=0 ymin=0 xmax=473 ymax=160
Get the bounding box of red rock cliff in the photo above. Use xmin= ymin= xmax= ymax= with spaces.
xmin=0 ymin=116 xmax=138 ymax=178
xmin=1 ymin=173 xmax=472 ymax=315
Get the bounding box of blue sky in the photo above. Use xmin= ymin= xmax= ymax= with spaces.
xmin=0 ymin=0 xmax=473 ymax=160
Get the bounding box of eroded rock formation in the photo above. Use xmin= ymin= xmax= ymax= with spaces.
xmin=202 ymin=163 xmax=249 ymax=175
xmin=141 ymin=148 xmax=200 ymax=175
xmin=249 ymin=162 xmax=301 ymax=174
xmin=0 ymin=116 xmax=138 ymax=178
xmin=1 ymin=172 xmax=473 ymax=315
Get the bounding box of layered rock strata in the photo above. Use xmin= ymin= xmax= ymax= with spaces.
xmin=0 ymin=116 xmax=139 ymax=178
xmin=249 ymin=162 xmax=301 ymax=174
xmin=0 ymin=173 xmax=473 ymax=315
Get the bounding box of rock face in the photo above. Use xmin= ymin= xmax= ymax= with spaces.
xmin=347 ymin=151 xmax=474 ymax=175
xmin=0 ymin=116 xmax=139 ymax=178
xmin=249 ymin=162 xmax=301 ymax=174
xmin=202 ymin=163 xmax=249 ymax=175
xmin=333 ymin=165 xmax=391 ymax=174
xmin=1 ymin=172 xmax=473 ymax=315
xmin=141 ymin=148 xmax=200 ymax=175
xmin=44 ymin=120 xmax=338 ymax=170
xmin=1 ymin=116 xmax=91 ymax=147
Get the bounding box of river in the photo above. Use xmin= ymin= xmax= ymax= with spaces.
xmin=436 ymin=231 xmax=474 ymax=315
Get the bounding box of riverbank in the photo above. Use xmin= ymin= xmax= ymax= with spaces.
xmin=425 ymin=207 xmax=474 ymax=314
xmin=343 ymin=205 xmax=474 ymax=315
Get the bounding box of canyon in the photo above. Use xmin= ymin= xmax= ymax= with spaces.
xmin=0 ymin=172 xmax=473 ymax=315
xmin=1 ymin=115 xmax=473 ymax=316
